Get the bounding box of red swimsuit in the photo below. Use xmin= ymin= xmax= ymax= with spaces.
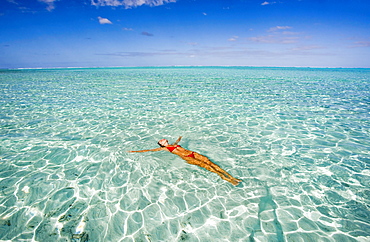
xmin=186 ymin=152 xmax=195 ymax=158
xmin=166 ymin=145 xmax=181 ymax=152
xmin=166 ymin=145 xmax=195 ymax=158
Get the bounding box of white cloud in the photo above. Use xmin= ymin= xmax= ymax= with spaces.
xmin=91 ymin=0 xmax=176 ymax=8
xmin=291 ymin=45 xmax=324 ymax=51
xmin=268 ymin=26 xmax=292 ymax=32
xmin=38 ymin=0 xmax=58 ymax=11
xmin=141 ymin=31 xmax=154 ymax=36
xmin=187 ymin=42 xmax=198 ymax=46
xmin=248 ymin=35 xmax=299 ymax=44
xmin=281 ymin=31 xmax=299 ymax=35
xmin=248 ymin=35 xmax=275 ymax=43
xmin=261 ymin=1 xmax=275 ymax=6
xmin=352 ymin=41 xmax=370 ymax=47
xmin=247 ymin=26 xmax=299 ymax=44
xmin=6 ymin=0 xmax=19 ymax=4
xmin=98 ymin=16 xmax=113 ymax=24
xmin=228 ymin=36 xmax=239 ymax=41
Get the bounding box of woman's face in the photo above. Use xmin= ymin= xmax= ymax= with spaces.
xmin=158 ymin=139 xmax=169 ymax=147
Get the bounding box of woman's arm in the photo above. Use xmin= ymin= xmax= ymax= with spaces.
xmin=173 ymin=136 xmax=183 ymax=145
xmin=128 ymin=147 xmax=164 ymax=153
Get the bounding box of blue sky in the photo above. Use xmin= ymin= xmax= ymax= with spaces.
xmin=1 ymin=0 xmax=369 ymax=68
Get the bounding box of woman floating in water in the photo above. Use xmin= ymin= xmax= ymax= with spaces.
xmin=128 ymin=136 xmax=242 ymax=186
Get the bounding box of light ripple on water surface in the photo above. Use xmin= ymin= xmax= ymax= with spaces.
xmin=0 ymin=67 xmax=369 ymax=241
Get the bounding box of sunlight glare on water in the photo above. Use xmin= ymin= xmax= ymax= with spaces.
xmin=0 ymin=67 xmax=370 ymax=241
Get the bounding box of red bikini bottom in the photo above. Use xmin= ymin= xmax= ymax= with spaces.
xmin=186 ymin=152 xmax=195 ymax=158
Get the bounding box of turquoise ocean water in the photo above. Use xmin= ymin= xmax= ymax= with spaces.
xmin=1 ymin=67 xmax=369 ymax=241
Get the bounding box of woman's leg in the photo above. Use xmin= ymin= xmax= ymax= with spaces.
xmin=185 ymin=157 xmax=241 ymax=185
xmin=192 ymin=153 xmax=242 ymax=183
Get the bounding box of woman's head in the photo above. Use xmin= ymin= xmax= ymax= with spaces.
xmin=158 ymin=139 xmax=169 ymax=147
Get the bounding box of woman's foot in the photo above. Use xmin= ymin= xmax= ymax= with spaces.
xmin=230 ymin=179 xmax=241 ymax=186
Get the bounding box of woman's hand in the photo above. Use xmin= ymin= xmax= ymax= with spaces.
xmin=173 ymin=136 xmax=183 ymax=145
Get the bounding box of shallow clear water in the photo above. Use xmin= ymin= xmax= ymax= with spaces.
xmin=1 ymin=67 xmax=370 ymax=241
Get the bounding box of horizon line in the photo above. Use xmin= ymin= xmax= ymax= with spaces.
xmin=2 ymin=65 xmax=370 ymax=70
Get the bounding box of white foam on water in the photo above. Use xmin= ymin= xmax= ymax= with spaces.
xmin=22 ymin=186 xmax=30 ymax=193
xmin=75 ymin=218 xmax=86 ymax=234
